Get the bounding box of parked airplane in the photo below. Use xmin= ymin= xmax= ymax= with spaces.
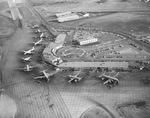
xmin=21 ymin=56 xmax=31 ymax=62
xmin=140 ymin=66 xmax=150 ymax=71
xmin=18 ymin=64 xmax=36 ymax=72
xmin=32 ymin=38 xmax=43 ymax=46
xmin=30 ymin=24 xmax=39 ymax=29
xmin=22 ymin=47 xmax=35 ymax=55
xmin=40 ymin=33 xmax=48 ymax=38
xmin=34 ymin=68 xmax=60 ymax=82
xmin=67 ymin=71 xmax=82 ymax=83
xmin=98 ymin=72 xmax=119 ymax=88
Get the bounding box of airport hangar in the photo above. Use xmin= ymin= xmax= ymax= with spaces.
xmin=58 ymin=61 xmax=129 ymax=69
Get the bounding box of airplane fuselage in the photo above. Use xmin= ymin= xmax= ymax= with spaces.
xmin=24 ymin=51 xmax=34 ymax=55
xmin=43 ymin=71 xmax=49 ymax=79
xmin=23 ymin=47 xmax=35 ymax=55
xmin=34 ymin=39 xmax=43 ymax=46
xmin=99 ymin=75 xmax=119 ymax=88
xmin=19 ymin=65 xmax=33 ymax=72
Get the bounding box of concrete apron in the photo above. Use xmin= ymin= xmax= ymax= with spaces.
xmin=0 ymin=93 xmax=17 ymax=118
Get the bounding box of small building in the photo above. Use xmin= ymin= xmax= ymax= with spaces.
xmin=55 ymin=12 xmax=72 ymax=17
xmin=77 ymin=36 xmax=98 ymax=45
xmin=73 ymin=30 xmax=98 ymax=45
xmin=57 ymin=14 xmax=79 ymax=22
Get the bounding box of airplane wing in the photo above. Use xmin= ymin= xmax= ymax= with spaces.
xmin=103 ymin=80 xmax=109 ymax=85
xmin=103 ymin=75 xmax=119 ymax=81
xmin=32 ymin=47 xmax=35 ymax=50
xmin=103 ymin=80 xmax=110 ymax=85
xmin=99 ymin=75 xmax=102 ymax=78
xmin=108 ymin=76 xmax=119 ymax=81
xmin=22 ymin=50 xmax=28 ymax=53
xmin=18 ymin=67 xmax=26 ymax=70
xmin=23 ymin=51 xmax=34 ymax=55
xmin=98 ymin=72 xmax=105 ymax=78
xmin=68 ymin=76 xmax=82 ymax=83
xmin=29 ymin=66 xmax=37 ymax=69
xmin=76 ymin=76 xmax=82 ymax=80
xmin=34 ymin=42 xmax=42 ymax=46
xmin=34 ymin=76 xmax=45 ymax=80
xmin=68 ymin=78 xmax=75 ymax=83
xmin=21 ymin=57 xmax=31 ymax=61
xmin=68 ymin=75 xmax=75 ymax=78
xmin=101 ymin=77 xmax=106 ymax=81
xmin=18 ymin=68 xmax=32 ymax=72
xmin=30 ymin=42 xmax=37 ymax=45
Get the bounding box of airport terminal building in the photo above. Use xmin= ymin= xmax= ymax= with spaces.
xmin=42 ymin=34 xmax=66 ymax=65
xmin=77 ymin=36 xmax=98 ymax=45
xmin=57 ymin=14 xmax=80 ymax=22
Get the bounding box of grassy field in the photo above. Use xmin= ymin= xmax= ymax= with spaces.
xmin=28 ymin=0 xmax=83 ymax=6
xmin=0 ymin=15 xmax=16 ymax=38
xmin=29 ymin=0 xmax=150 ymax=12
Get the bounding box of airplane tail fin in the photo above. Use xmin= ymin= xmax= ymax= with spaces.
xmin=21 ymin=57 xmax=26 ymax=60
xmin=32 ymin=47 xmax=35 ymax=50
xmin=115 ymin=72 xmax=120 ymax=77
